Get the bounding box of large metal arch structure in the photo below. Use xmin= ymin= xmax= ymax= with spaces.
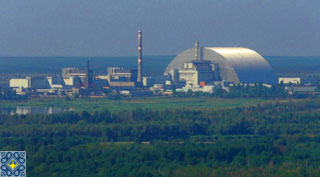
xmin=164 ymin=47 xmax=277 ymax=84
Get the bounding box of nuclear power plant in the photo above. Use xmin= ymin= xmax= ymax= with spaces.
xmin=10 ymin=30 xmax=310 ymax=97
xmin=9 ymin=30 xmax=153 ymax=96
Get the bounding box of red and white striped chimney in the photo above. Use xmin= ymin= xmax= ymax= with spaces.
xmin=137 ymin=30 xmax=142 ymax=84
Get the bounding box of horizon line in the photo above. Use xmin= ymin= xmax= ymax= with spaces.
xmin=0 ymin=55 xmax=320 ymax=58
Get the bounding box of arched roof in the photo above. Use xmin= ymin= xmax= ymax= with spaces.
xmin=164 ymin=47 xmax=277 ymax=84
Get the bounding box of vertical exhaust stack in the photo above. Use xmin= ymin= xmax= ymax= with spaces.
xmin=195 ymin=41 xmax=199 ymax=61
xmin=86 ymin=60 xmax=89 ymax=89
xmin=137 ymin=30 xmax=143 ymax=85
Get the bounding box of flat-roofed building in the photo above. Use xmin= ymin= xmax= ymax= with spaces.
xmin=10 ymin=78 xmax=30 ymax=89
xmin=62 ymin=67 xmax=93 ymax=88
xmin=62 ymin=68 xmax=86 ymax=78
xmin=63 ymin=77 xmax=83 ymax=88
xmin=108 ymin=67 xmax=137 ymax=82
xmin=10 ymin=77 xmax=50 ymax=89
xmin=47 ymin=77 xmax=64 ymax=89
xmin=279 ymin=77 xmax=301 ymax=85
xmin=106 ymin=67 xmax=137 ymax=88
xmin=286 ymin=86 xmax=316 ymax=95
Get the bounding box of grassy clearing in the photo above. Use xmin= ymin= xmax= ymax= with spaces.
xmin=0 ymin=96 xmax=309 ymax=113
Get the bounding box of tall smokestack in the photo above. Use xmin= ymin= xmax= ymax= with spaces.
xmin=86 ymin=60 xmax=89 ymax=88
xmin=137 ymin=30 xmax=142 ymax=85
xmin=195 ymin=41 xmax=199 ymax=61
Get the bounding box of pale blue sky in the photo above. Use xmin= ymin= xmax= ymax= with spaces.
xmin=0 ymin=0 xmax=319 ymax=56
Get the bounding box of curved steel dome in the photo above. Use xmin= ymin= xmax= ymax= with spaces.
xmin=164 ymin=47 xmax=277 ymax=84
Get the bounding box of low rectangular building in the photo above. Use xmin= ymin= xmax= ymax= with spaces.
xmin=286 ymin=86 xmax=316 ymax=94
xmin=279 ymin=77 xmax=301 ymax=85
xmin=10 ymin=78 xmax=30 ymax=88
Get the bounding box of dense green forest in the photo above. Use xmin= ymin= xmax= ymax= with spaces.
xmin=211 ymin=84 xmax=288 ymax=98
xmin=1 ymin=98 xmax=320 ymax=176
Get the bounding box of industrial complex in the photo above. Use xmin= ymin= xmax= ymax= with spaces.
xmin=7 ymin=31 xmax=317 ymax=97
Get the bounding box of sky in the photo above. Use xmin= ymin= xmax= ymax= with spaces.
xmin=0 ymin=0 xmax=319 ymax=56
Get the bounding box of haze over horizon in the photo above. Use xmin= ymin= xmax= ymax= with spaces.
xmin=0 ymin=0 xmax=319 ymax=57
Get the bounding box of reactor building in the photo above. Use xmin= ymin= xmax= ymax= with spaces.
xmin=164 ymin=42 xmax=277 ymax=86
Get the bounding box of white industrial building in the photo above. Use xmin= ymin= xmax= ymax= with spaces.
xmin=62 ymin=68 xmax=87 ymax=88
xmin=63 ymin=77 xmax=83 ymax=88
xmin=279 ymin=77 xmax=301 ymax=85
xmin=178 ymin=60 xmax=215 ymax=86
xmin=62 ymin=68 xmax=86 ymax=78
xmin=175 ymin=85 xmax=214 ymax=94
xmin=10 ymin=78 xmax=30 ymax=89
xmin=47 ymin=77 xmax=64 ymax=89
xmin=10 ymin=77 xmax=51 ymax=89
xmin=10 ymin=76 xmax=64 ymax=94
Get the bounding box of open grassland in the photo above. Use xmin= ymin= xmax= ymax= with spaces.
xmin=0 ymin=96 xmax=309 ymax=112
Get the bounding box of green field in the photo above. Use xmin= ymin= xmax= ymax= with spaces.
xmin=0 ymin=96 xmax=307 ymax=112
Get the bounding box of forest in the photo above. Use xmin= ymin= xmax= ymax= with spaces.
xmin=1 ymin=98 xmax=320 ymax=176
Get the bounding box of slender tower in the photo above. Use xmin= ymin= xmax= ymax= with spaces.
xmin=195 ymin=41 xmax=199 ymax=61
xmin=137 ymin=30 xmax=143 ymax=85
xmin=86 ymin=60 xmax=89 ymax=88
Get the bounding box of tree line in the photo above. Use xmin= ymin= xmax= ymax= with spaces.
xmin=1 ymin=99 xmax=320 ymax=176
